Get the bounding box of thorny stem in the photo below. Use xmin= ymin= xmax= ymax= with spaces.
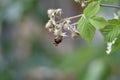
xmin=101 ymin=4 xmax=120 ymax=9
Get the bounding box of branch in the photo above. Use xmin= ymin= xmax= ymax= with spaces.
xmin=56 ymin=14 xmax=82 ymax=23
xmin=101 ymin=4 xmax=120 ymax=9
xmin=56 ymin=4 xmax=120 ymax=24
xmin=67 ymin=14 xmax=83 ymax=20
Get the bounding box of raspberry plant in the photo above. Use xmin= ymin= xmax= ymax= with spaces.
xmin=45 ymin=0 xmax=120 ymax=54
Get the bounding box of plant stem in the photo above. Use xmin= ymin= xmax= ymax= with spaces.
xmin=64 ymin=4 xmax=120 ymax=21
xmin=56 ymin=14 xmax=83 ymax=23
xmin=101 ymin=4 xmax=120 ymax=9
xmin=56 ymin=4 xmax=120 ymax=24
xmin=67 ymin=14 xmax=83 ymax=20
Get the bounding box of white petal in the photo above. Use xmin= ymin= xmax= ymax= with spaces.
xmin=112 ymin=38 xmax=117 ymax=44
xmin=81 ymin=1 xmax=85 ymax=7
xmin=106 ymin=38 xmax=117 ymax=54
xmin=61 ymin=33 xmax=68 ymax=37
xmin=106 ymin=42 xmax=112 ymax=54
xmin=106 ymin=49 xmax=111 ymax=54
xmin=48 ymin=9 xmax=54 ymax=15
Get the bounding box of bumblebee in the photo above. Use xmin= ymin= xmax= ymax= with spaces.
xmin=53 ymin=35 xmax=63 ymax=46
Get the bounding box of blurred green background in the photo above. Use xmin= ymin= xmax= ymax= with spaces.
xmin=0 ymin=0 xmax=120 ymax=80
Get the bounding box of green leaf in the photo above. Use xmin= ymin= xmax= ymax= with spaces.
xmin=84 ymin=1 xmax=100 ymax=17
xmin=112 ymin=36 xmax=120 ymax=52
xmin=108 ymin=19 xmax=120 ymax=25
xmin=78 ymin=16 xmax=95 ymax=43
xmin=100 ymin=19 xmax=120 ymax=42
xmin=88 ymin=16 xmax=107 ymax=29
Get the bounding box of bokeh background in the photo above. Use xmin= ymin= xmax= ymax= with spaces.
xmin=0 ymin=0 xmax=120 ymax=80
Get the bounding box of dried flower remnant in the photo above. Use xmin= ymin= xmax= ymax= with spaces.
xmin=45 ymin=8 xmax=82 ymax=46
xmin=45 ymin=20 xmax=55 ymax=32
xmin=56 ymin=9 xmax=62 ymax=16
xmin=70 ymin=25 xmax=80 ymax=38
xmin=63 ymin=19 xmax=71 ymax=30
xmin=48 ymin=9 xmax=56 ymax=18
xmin=47 ymin=9 xmax=62 ymax=19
